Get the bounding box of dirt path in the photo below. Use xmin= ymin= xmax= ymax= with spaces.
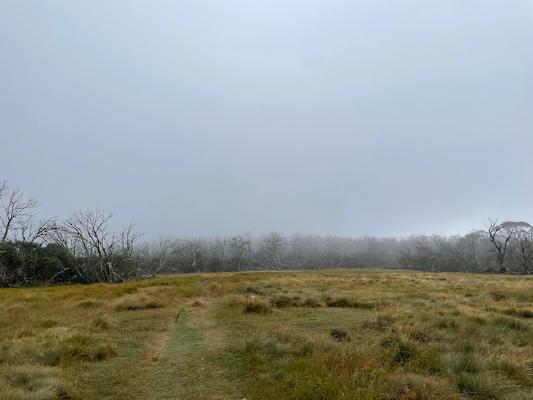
xmin=145 ymin=301 xmax=239 ymax=400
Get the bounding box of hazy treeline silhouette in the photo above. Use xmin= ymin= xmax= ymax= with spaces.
xmin=1 ymin=180 xmax=531 ymax=286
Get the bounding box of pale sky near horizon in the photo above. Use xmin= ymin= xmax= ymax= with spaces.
xmin=1 ymin=0 xmax=533 ymax=238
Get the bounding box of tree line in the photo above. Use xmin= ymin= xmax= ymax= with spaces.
xmin=1 ymin=180 xmax=531 ymax=286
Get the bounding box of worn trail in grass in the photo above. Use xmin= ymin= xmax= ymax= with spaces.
xmin=146 ymin=302 xmax=239 ymax=400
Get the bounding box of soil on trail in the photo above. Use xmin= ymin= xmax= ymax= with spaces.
xmin=144 ymin=301 xmax=238 ymax=400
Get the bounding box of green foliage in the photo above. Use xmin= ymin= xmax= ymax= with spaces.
xmin=0 ymin=242 xmax=78 ymax=286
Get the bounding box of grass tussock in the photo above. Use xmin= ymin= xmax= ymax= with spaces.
xmin=503 ymin=309 xmax=533 ymax=319
xmin=454 ymin=373 xmax=516 ymax=399
xmin=324 ymin=296 xmax=377 ymax=309
xmin=0 ymin=365 xmax=74 ymax=400
xmin=270 ymin=295 xmax=324 ymax=308
xmin=329 ymin=328 xmax=351 ymax=342
xmin=77 ymin=299 xmax=104 ymax=309
xmin=91 ymin=317 xmax=111 ymax=331
xmin=244 ymin=298 xmax=272 ymax=314
xmin=114 ymin=293 xmax=163 ymax=311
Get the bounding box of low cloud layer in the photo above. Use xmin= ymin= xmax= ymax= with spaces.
xmin=1 ymin=0 xmax=532 ymax=237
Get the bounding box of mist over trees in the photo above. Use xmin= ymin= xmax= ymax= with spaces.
xmin=0 ymin=179 xmax=531 ymax=287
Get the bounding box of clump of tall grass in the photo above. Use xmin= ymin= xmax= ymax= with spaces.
xmin=329 ymin=328 xmax=351 ymax=342
xmin=244 ymin=298 xmax=272 ymax=314
xmin=78 ymin=299 xmax=104 ymax=309
xmin=324 ymin=296 xmax=376 ymax=309
xmin=491 ymin=316 xmax=528 ymax=332
xmin=301 ymin=297 xmax=323 ymax=308
xmin=362 ymin=313 xmax=395 ymax=331
xmin=270 ymin=295 xmax=301 ymax=308
xmin=454 ymin=373 xmax=516 ymax=399
xmin=0 ymin=365 xmax=74 ymax=400
xmin=238 ymin=286 xmax=265 ymax=295
xmin=269 ymin=295 xmax=323 ymax=308
xmin=388 ymin=373 xmax=460 ymax=400
xmin=91 ymin=317 xmax=111 ymax=331
xmin=39 ymin=320 xmax=59 ymax=329
xmin=382 ymin=333 xmax=418 ymax=365
xmin=447 ymin=353 xmax=484 ymax=374
xmin=503 ymin=309 xmax=533 ymax=319
xmin=114 ymin=294 xmax=163 ymax=311
xmin=489 ymin=291 xmax=508 ymax=302
xmin=42 ymin=334 xmax=116 ymax=365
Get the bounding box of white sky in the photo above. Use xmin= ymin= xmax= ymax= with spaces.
xmin=1 ymin=0 xmax=532 ymax=238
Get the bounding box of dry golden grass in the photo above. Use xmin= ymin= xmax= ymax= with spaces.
xmin=0 ymin=269 xmax=531 ymax=399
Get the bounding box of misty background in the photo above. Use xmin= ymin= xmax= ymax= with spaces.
xmin=1 ymin=0 xmax=532 ymax=239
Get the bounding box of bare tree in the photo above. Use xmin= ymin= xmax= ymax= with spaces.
xmin=511 ymin=224 xmax=533 ymax=274
xmin=150 ymin=235 xmax=173 ymax=276
xmin=119 ymin=223 xmax=142 ymax=276
xmin=0 ymin=180 xmax=7 ymax=201
xmin=229 ymin=235 xmax=250 ymax=271
xmin=487 ymin=219 xmax=521 ymax=274
xmin=120 ymin=223 xmax=141 ymax=255
xmin=262 ymin=232 xmax=285 ymax=270
xmin=0 ymin=184 xmax=38 ymax=242
xmin=209 ymin=237 xmax=227 ymax=270
xmin=18 ymin=216 xmax=57 ymax=244
xmin=62 ymin=208 xmax=118 ymax=282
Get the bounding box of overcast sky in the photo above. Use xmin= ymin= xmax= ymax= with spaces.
xmin=1 ymin=0 xmax=532 ymax=238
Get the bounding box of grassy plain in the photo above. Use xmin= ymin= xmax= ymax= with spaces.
xmin=0 ymin=269 xmax=532 ymax=400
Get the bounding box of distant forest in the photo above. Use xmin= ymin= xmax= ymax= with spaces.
xmin=1 ymin=180 xmax=531 ymax=286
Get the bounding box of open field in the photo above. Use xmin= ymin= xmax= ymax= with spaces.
xmin=0 ymin=269 xmax=532 ymax=400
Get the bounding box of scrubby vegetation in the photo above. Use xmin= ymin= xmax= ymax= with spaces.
xmin=2 ymin=179 xmax=533 ymax=289
xmin=0 ymin=269 xmax=531 ymax=399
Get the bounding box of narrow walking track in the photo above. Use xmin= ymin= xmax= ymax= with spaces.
xmin=145 ymin=302 xmax=239 ymax=400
